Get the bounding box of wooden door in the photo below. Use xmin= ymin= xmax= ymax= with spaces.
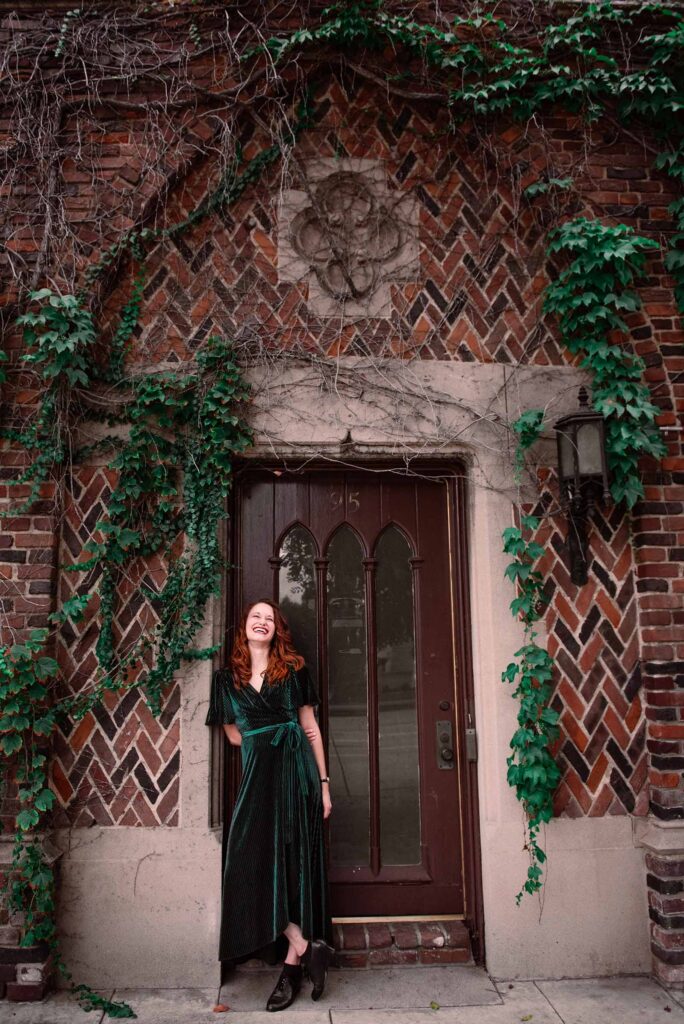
xmin=231 ymin=467 xmax=472 ymax=917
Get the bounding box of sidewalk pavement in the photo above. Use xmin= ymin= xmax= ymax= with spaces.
xmin=4 ymin=966 xmax=684 ymax=1024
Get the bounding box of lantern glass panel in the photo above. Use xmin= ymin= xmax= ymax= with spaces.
xmin=558 ymin=429 xmax=576 ymax=481
xmin=576 ymin=421 xmax=603 ymax=476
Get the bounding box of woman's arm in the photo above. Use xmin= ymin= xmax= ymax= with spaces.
xmin=223 ymin=723 xmax=242 ymax=746
xmin=298 ymin=705 xmax=332 ymax=819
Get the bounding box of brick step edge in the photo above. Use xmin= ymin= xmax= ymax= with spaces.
xmin=332 ymin=920 xmax=472 ymax=968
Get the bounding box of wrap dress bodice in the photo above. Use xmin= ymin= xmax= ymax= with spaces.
xmin=206 ymin=664 xmax=331 ymax=963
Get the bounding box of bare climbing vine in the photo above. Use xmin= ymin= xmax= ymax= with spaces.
xmin=0 ymin=1 xmax=680 ymax=1015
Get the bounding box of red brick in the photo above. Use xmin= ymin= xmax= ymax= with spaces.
xmin=339 ymin=925 xmax=367 ymax=950
xmin=440 ymin=921 xmax=470 ymax=949
xmin=419 ymin=948 xmax=471 ymax=964
xmin=366 ymin=924 xmax=392 ymax=948
xmin=417 ymin=923 xmax=445 ymax=948
xmin=334 ymin=951 xmax=368 ymax=969
xmin=392 ymin=924 xmax=419 ymax=949
xmin=6 ymin=980 xmax=49 ymax=1001
xmin=12 ymin=534 xmax=54 ymax=548
xmin=652 ymin=924 xmax=684 ymax=951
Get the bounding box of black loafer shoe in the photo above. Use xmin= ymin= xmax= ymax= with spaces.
xmin=266 ymin=965 xmax=302 ymax=1012
xmin=301 ymin=939 xmax=334 ymax=1001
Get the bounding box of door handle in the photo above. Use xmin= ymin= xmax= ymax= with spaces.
xmin=436 ymin=720 xmax=454 ymax=770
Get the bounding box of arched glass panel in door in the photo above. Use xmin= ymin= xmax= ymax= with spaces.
xmin=278 ymin=525 xmax=317 ymax=678
xmin=327 ymin=526 xmax=369 ymax=867
xmin=376 ymin=526 xmax=420 ymax=865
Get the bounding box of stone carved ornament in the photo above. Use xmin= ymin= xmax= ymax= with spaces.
xmin=290 ymin=171 xmax=403 ymax=301
xmin=278 ymin=161 xmax=419 ymax=318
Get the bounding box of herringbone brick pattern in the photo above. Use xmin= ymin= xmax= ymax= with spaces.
xmin=524 ymin=478 xmax=646 ymax=817
xmin=42 ymin=79 xmax=670 ymax=827
xmin=52 ymin=467 xmax=180 ymax=826
xmin=100 ymin=80 xmax=568 ymax=367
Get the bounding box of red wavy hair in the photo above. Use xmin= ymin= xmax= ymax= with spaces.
xmin=230 ymin=599 xmax=304 ymax=687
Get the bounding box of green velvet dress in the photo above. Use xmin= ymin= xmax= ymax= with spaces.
xmin=206 ymin=664 xmax=332 ymax=964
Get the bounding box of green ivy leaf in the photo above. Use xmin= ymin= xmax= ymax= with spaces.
xmin=16 ymin=808 xmax=40 ymax=831
xmin=34 ymin=789 xmax=56 ymax=812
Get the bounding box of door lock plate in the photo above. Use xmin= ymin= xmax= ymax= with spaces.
xmin=436 ymin=720 xmax=454 ymax=770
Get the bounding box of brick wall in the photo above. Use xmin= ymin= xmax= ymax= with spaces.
xmin=0 ymin=10 xmax=682 ymax=978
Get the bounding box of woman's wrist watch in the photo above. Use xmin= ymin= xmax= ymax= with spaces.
xmin=320 ymin=777 xmax=330 ymax=784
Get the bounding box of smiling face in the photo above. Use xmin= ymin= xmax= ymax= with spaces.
xmin=245 ymin=602 xmax=276 ymax=644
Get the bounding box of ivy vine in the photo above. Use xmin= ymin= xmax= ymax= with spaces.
xmin=0 ymin=0 xmax=679 ymax=1013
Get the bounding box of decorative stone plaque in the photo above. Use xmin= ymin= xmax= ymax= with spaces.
xmin=278 ymin=158 xmax=419 ymax=318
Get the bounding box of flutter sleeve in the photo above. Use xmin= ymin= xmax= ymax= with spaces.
xmin=294 ymin=664 xmax=320 ymax=708
xmin=205 ymin=669 xmax=236 ymax=726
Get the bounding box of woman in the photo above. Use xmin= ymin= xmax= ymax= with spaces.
xmin=206 ymin=599 xmax=334 ymax=1012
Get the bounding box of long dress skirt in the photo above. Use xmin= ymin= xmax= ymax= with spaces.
xmin=206 ymin=664 xmax=332 ymax=964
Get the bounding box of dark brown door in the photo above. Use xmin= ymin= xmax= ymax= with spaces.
xmin=232 ymin=467 xmax=470 ymax=917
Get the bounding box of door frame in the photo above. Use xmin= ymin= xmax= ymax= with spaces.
xmin=212 ymin=457 xmax=485 ymax=964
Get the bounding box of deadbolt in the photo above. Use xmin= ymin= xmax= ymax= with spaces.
xmin=436 ymin=720 xmax=454 ymax=770
xmin=439 ymin=700 xmax=450 ymax=711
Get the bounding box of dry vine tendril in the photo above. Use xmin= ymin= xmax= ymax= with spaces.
xmin=0 ymin=0 xmax=680 ymax=1013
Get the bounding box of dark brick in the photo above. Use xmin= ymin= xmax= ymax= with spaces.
xmin=652 ymin=756 xmax=684 ymax=772
xmin=610 ymin=768 xmax=635 ymax=812
xmin=600 ymin=620 xmax=624 ymax=658
xmin=651 ymin=943 xmax=684 ymax=965
xmin=0 ymin=551 xmax=26 ymax=563
xmin=634 ymin=533 xmax=676 ymax=547
xmin=650 ymin=907 xmax=684 ymax=930
xmin=28 ymin=581 xmax=53 ymax=595
xmin=638 ymin=579 xmax=669 ymax=593
xmin=562 ymin=741 xmax=589 ymax=783
xmin=648 ymin=873 xmax=684 ymax=896
xmin=0 ymin=944 xmax=49 ymax=965
xmin=554 ymin=619 xmax=580 ymax=659
xmin=651 ymin=801 xmax=684 ymax=821
xmin=646 ymin=662 xmax=684 ymax=676
xmin=407 ymin=292 xmax=428 ymax=326
xmin=579 ymin=604 xmax=601 ymax=645
xmin=133 ymin=762 xmax=159 ymax=804
xmin=6 ymin=980 xmax=49 ymax=1001
xmin=635 ymin=501 xmax=683 ymax=515
xmin=592 ymin=559 xmax=617 ymax=597
xmin=395 ymin=151 xmax=416 ymax=183
xmin=415 ymin=185 xmax=440 ymax=217
xmin=625 ymin=664 xmax=642 ymax=702
xmin=157 ymin=750 xmax=180 ymax=794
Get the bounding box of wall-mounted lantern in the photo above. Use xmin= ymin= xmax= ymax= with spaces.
xmin=553 ymin=387 xmax=611 ymax=586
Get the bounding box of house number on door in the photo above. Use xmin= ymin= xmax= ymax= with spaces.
xmin=329 ymin=489 xmax=360 ymax=511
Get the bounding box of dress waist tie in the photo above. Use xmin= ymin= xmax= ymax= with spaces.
xmin=242 ymin=720 xmax=310 ymax=842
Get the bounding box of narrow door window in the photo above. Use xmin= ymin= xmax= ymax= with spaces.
xmin=279 ymin=525 xmax=317 ymax=676
xmin=327 ymin=526 xmax=370 ymax=867
xmin=376 ymin=526 xmax=420 ymax=865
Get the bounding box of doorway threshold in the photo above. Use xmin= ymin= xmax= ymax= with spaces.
xmin=332 ymin=918 xmax=472 ymax=967
xmin=221 ymin=962 xmax=498 ymax=1012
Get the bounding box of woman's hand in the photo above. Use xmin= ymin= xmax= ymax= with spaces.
xmin=304 ymin=725 xmax=316 ymax=743
xmin=322 ymin=783 xmax=332 ymax=819
xmin=223 ymin=723 xmax=242 ymax=747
